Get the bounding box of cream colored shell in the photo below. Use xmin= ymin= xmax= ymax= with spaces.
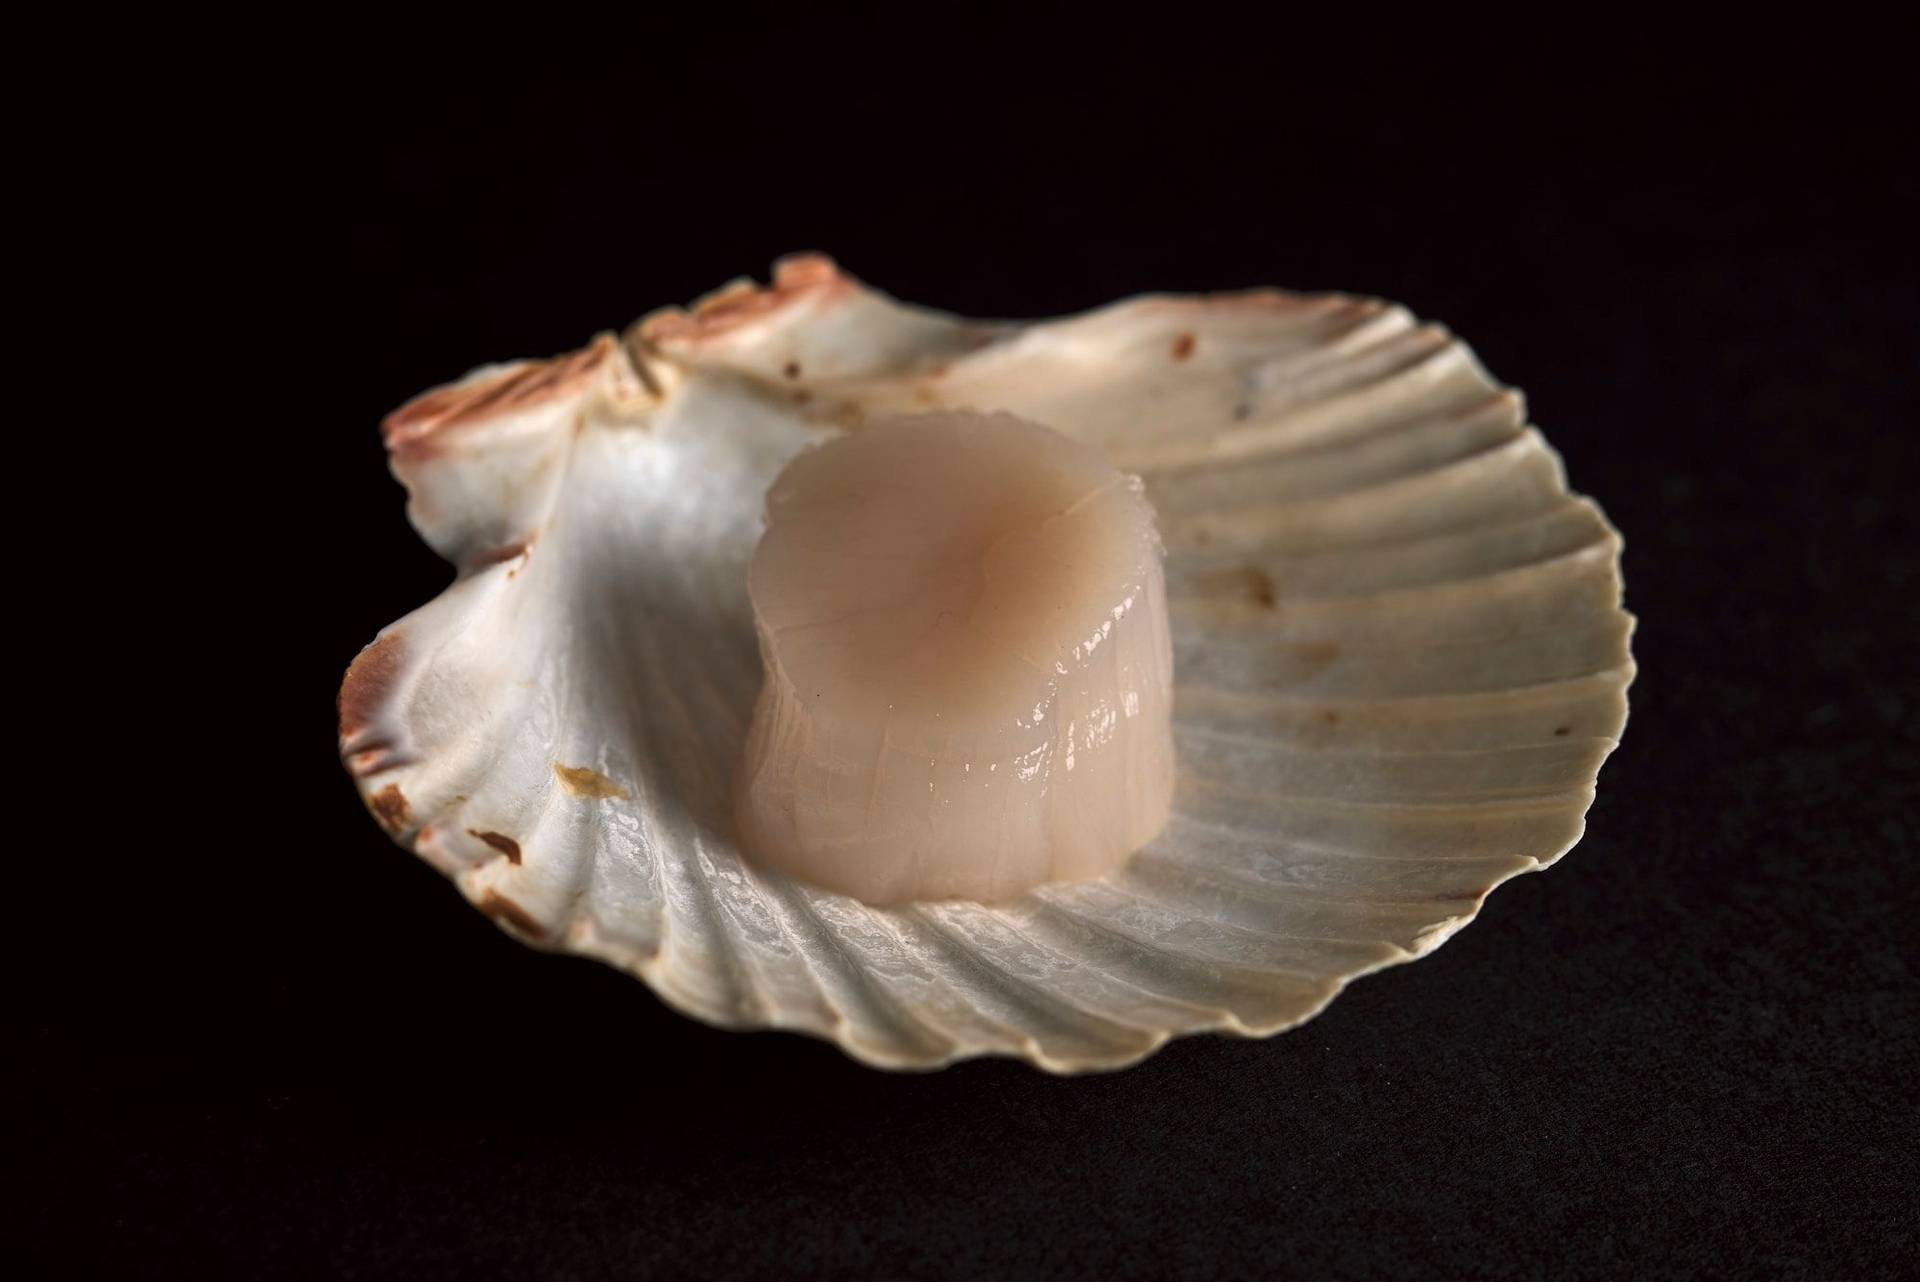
xmin=340 ymin=255 xmax=1634 ymax=1072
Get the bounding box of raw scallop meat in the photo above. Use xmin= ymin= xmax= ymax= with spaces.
xmin=734 ymin=412 xmax=1175 ymax=904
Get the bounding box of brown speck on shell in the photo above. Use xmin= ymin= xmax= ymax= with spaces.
xmin=339 ymin=631 xmax=406 ymax=741
xmin=1554 ymin=726 xmax=1571 ymax=736
xmin=554 ymin=764 xmax=630 ymax=800
xmin=1187 ymin=565 xmax=1279 ymax=609
xmin=369 ymin=784 xmax=411 ymax=830
xmin=1289 ymin=642 xmax=1340 ymax=675
xmin=1244 ymin=567 xmax=1277 ymax=608
xmin=783 ymin=361 xmax=802 ymax=379
xmin=1171 ymin=333 xmax=1196 ymax=361
xmin=469 ymin=830 xmax=523 ymax=864
xmin=477 ymin=890 xmax=544 ymax=939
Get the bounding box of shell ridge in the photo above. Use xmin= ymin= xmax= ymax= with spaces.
xmin=903 ymin=906 xmax=1166 ymax=1058
xmin=1031 ymin=887 xmax=1343 ymax=984
xmin=770 ymin=885 xmax=961 ymax=1061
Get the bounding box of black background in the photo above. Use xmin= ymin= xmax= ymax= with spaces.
xmin=31 ymin=18 xmax=1918 ymax=1280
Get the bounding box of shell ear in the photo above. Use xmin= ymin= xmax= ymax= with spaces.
xmin=634 ymin=253 xmax=1006 ymax=384
xmin=380 ymin=334 xmax=657 ymax=570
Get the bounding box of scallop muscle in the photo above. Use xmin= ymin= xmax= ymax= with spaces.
xmin=733 ymin=411 xmax=1175 ymax=905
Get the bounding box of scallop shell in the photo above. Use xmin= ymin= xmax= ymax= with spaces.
xmin=341 ymin=254 xmax=1634 ymax=1072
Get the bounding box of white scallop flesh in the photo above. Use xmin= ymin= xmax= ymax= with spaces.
xmin=735 ymin=412 xmax=1175 ymax=905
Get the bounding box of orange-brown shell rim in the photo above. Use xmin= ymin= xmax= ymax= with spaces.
xmin=637 ymin=253 xmax=855 ymax=347
xmin=382 ymin=335 xmax=622 ymax=462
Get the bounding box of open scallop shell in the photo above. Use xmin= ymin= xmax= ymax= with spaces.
xmin=341 ymin=255 xmax=1633 ymax=1072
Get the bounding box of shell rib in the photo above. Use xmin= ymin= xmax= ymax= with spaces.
xmin=341 ymin=254 xmax=1634 ymax=1072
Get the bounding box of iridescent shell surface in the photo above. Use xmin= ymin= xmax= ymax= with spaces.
xmin=340 ymin=255 xmax=1634 ymax=1071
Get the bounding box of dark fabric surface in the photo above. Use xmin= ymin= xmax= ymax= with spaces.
xmin=27 ymin=22 xmax=1916 ymax=1280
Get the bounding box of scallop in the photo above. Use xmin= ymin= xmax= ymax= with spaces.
xmin=735 ymin=411 xmax=1175 ymax=905
xmin=340 ymin=254 xmax=1634 ymax=1072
